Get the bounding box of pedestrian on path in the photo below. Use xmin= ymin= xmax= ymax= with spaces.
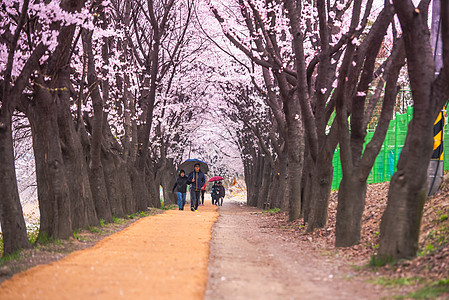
xmin=211 ymin=182 xmax=219 ymax=205
xmin=217 ymin=181 xmax=225 ymax=206
xmin=172 ymin=170 xmax=189 ymax=210
xmin=188 ymin=163 xmax=206 ymax=211
xmin=200 ymin=180 xmax=207 ymax=206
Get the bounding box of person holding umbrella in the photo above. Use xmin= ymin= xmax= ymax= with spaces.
xmin=208 ymin=176 xmax=224 ymax=206
xmin=187 ymin=163 xmax=206 ymax=211
xmin=211 ymin=181 xmax=219 ymax=205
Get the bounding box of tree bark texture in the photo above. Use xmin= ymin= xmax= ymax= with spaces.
xmin=283 ymin=93 xmax=304 ymax=221
xmin=335 ymin=3 xmax=397 ymax=246
xmin=306 ymin=157 xmax=333 ymax=230
xmin=0 ymin=0 xmax=33 ymax=255
xmin=0 ymin=114 xmax=32 ymax=255
xmin=379 ymin=0 xmax=449 ymax=259
xmin=55 ymin=68 xmax=99 ymax=228
xmin=335 ymin=172 xmax=367 ymax=247
xmin=82 ymin=29 xmax=113 ymax=222
xmin=257 ymin=158 xmax=272 ymax=209
xmin=29 ymin=82 xmax=72 ymax=240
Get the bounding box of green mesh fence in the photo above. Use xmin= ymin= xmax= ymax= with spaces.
xmin=331 ymin=107 xmax=448 ymax=190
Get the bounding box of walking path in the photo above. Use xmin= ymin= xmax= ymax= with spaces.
xmin=1 ymin=198 xmax=397 ymax=299
xmin=206 ymin=202 xmax=390 ymax=300
xmin=0 ymin=202 xmax=218 ymax=299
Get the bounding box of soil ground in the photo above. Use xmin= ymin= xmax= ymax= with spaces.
xmin=205 ymin=201 xmax=394 ymax=300
xmin=1 ymin=190 xmax=448 ymax=299
xmin=0 ymin=209 xmax=164 ymax=283
xmin=0 ymin=203 xmax=218 ymax=299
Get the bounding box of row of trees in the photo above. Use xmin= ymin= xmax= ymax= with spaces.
xmin=1 ymin=0 xmax=448 ymax=263
xmin=0 ymin=0 xmax=231 ymax=256
xmin=212 ymin=0 xmax=449 ymax=260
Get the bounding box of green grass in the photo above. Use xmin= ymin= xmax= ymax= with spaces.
xmin=393 ymin=279 xmax=449 ymax=299
xmin=112 ymin=216 xmax=126 ymax=224
xmin=73 ymin=229 xmax=81 ymax=240
xmin=88 ymin=226 xmax=102 ymax=234
xmin=419 ymin=243 xmax=435 ymax=256
xmin=369 ymin=254 xmax=396 ymax=268
xmin=100 ymin=219 xmax=105 ymax=227
xmin=264 ymin=208 xmax=281 ymax=214
xmin=0 ymin=235 xmax=3 ymax=258
xmin=420 ymin=218 xmax=449 ymax=256
xmin=126 ymin=211 xmax=151 ymax=219
xmin=27 ymin=228 xmax=39 ymax=245
xmin=37 ymin=232 xmax=50 ymax=244
xmin=0 ymin=250 xmax=22 ymax=265
xmin=370 ymin=276 xmax=424 ymax=287
xmin=160 ymin=204 xmax=177 ymax=211
xmin=32 ymin=232 xmax=63 ymax=247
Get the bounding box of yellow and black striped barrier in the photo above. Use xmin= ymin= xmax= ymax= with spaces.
xmin=428 ymin=108 xmax=445 ymax=196
xmin=431 ymin=110 xmax=444 ymax=160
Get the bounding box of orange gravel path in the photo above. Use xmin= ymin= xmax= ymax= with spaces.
xmin=0 ymin=201 xmax=218 ymax=300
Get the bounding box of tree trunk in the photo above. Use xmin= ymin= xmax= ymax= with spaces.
xmin=147 ymin=172 xmax=160 ymax=209
xmin=0 ymin=114 xmax=31 ymax=255
xmin=284 ymin=95 xmax=304 ymax=221
xmin=160 ymin=158 xmax=177 ymax=205
xmin=269 ymin=155 xmax=288 ymax=209
xmin=56 ymin=69 xmax=99 ymax=228
xmin=88 ymin=165 xmax=113 ymax=222
xmin=301 ymin=153 xmax=313 ymax=221
xmin=120 ymin=163 xmax=136 ymax=214
xmin=335 ymin=172 xmax=367 ymax=247
xmin=243 ymin=161 xmax=253 ymax=205
xmin=378 ymin=0 xmax=449 ymax=260
xmin=101 ymin=151 xmax=127 ymax=217
xmin=267 ymin=159 xmax=281 ymax=209
xmin=247 ymin=155 xmax=263 ymax=207
xmin=307 ymin=157 xmax=333 ymax=231
xmin=378 ymin=118 xmax=434 ymax=259
xmin=78 ymin=30 xmax=113 ymax=223
xmin=276 ymin=156 xmax=288 ymax=210
xmin=132 ymin=166 xmax=151 ymax=211
xmin=29 ymin=83 xmax=72 ymax=240
xmin=256 ymin=158 xmax=271 ymax=208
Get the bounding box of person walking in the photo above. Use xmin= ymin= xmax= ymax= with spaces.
xmin=200 ymin=180 xmax=207 ymax=206
xmin=217 ymin=181 xmax=225 ymax=206
xmin=187 ymin=163 xmax=206 ymax=211
xmin=211 ymin=182 xmax=219 ymax=206
xmin=172 ymin=170 xmax=189 ymax=210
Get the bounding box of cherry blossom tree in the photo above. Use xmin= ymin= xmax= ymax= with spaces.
xmin=0 ymin=0 xmax=36 ymax=255
xmin=332 ymin=1 xmax=405 ymax=247
xmin=379 ymin=0 xmax=449 ymax=260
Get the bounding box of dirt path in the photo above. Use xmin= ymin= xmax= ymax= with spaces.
xmin=206 ymin=202 xmax=390 ymax=300
xmin=0 ymin=202 xmax=218 ymax=300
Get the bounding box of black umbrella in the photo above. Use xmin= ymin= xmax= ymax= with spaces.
xmin=179 ymin=158 xmax=209 ymax=174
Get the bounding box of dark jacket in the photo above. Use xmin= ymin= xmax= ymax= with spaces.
xmin=211 ymin=183 xmax=220 ymax=199
xmin=218 ymin=185 xmax=225 ymax=198
xmin=172 ymin=175 xmax=189 ymax=193
xmin=188 ymin=170 xmax=206 ymax=191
